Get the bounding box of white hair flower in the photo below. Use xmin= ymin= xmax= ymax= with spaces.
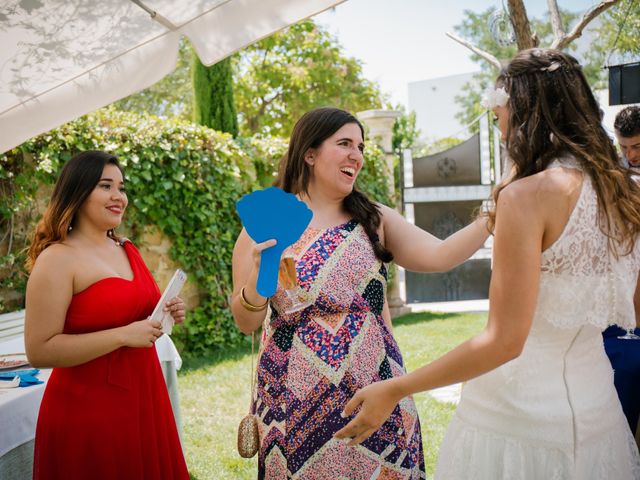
xmin=481 ymin=86 xmax=509 ymax=109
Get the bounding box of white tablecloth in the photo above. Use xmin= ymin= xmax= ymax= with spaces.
xmin=0 ymin=336 xmax=26 ymax=356
xmin=0 ymin=336 xmax=51 ymax=458
xmin=0 ymin=372 xmax=50 ymax=458
xmin=155 ymin=334 xmax=182 ymax=370
xmin=154 ymin=334 xmax=183 ymax=442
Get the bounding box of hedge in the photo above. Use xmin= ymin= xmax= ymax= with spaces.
xmin=0 ymin=107 xmax=393 ymax=354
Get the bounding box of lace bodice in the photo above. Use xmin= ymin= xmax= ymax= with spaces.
xmin=536 ymin=157 xmax=640 ymax=330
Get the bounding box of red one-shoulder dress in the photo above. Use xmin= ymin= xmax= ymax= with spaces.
xmin=33 ymin=241 xmax=189 ymax=480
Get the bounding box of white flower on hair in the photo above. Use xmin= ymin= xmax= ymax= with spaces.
xmin=481 ymin=86 xmax=509 ymax=109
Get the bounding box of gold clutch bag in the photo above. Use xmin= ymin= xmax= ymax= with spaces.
xmin=237 ymin=413 xmax=259 ymax=458
xmin=237 ymin=331 xmax=259 ymax=458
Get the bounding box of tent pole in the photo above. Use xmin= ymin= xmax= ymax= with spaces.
xmin=129 ymin=0 xmax=178 ymax=30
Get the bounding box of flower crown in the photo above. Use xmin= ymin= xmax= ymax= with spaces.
xmin=481 ymin=86 xmax=509 ymax=109
xmin=505 ymin=60 xmax=580 ymax=78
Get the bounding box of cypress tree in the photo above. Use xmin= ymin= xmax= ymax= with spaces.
xmin=191 ymin=52 xmax=238 ymax=137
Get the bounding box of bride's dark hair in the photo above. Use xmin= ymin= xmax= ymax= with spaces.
xmin=489 ymin=48 xmax=640 ymax=255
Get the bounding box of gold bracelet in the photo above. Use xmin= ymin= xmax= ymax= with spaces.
xmin=240 ymin=286 xmax=269 ymax=312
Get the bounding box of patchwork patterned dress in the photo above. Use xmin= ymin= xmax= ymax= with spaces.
xmin=254 ymin=220 xmax=425 ymax=479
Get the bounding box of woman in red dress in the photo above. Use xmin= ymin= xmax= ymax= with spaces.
xmin=24 ymin=151 xmax=189 ymax=479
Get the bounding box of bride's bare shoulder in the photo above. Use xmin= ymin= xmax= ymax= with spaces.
xmin=504 ymin=166 xmax=581 ymax=205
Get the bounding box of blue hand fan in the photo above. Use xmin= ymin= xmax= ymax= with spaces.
xmin=236 ymin=187 xmax=313 ymax=297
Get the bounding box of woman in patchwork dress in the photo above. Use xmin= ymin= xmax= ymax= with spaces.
xmin=231 ymin=107 xmax=490 ymax=479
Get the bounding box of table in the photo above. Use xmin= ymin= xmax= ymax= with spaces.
xmin=0 ymin=336 xmax=50 ymax=480
xmin=155 ymin=334 xmax=183 ymax=442
xmin=0 ymin=334 xmax=183 ymax=479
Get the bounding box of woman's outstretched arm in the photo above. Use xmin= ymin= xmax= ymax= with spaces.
xmin=381 ymin=204 xmax=490 ymax=273
xmin=336 ymin=182 xmax=543 ymax=444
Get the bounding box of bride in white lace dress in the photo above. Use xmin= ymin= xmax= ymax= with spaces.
xmin=335 ymin=48 xmax=640 ymax=479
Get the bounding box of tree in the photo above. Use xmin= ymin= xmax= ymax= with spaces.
xmin=233 ymin=20 xmax=383 ymax=137
xmin=450 ymin=1 xmax=631 ymax=132
xmin=114 ymin=38 xmax=192 ymax=119
xmin=392 ymin=106 xmax=420 ymax=157
xmin=448 ymin=0 xmax=622 ymax=69
xmin=598 ymin=0 xmax=640 ymax=56
xmin=113 ymin=21 xmax=383 ymax=139
xmin=191 ymin=54 xmax=238 ymax=136
xmin=453 ymin=7 xmax=579 ymax=131
xmin=583 ymin=0 xmax=640 ymax=88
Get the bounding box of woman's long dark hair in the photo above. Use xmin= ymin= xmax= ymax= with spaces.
xmin=26 ymin=151 xmax=124 ymax=271
xmin=489 ymin=48 xmax=640 ymax=255
xmin=275 ymin=107 xmax=393 ymax=262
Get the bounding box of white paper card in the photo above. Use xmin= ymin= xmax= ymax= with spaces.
xmin=151 ymin=269 xmax=187 ymax=334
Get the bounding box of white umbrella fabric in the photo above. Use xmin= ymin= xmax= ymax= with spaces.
xmin=0 ymin=0 xmax=344 ymax=153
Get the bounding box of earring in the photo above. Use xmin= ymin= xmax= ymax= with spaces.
xmin=68 ymin=225 xmax=73 ymax=232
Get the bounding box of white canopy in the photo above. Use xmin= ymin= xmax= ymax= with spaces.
xmin=0 ymin=0 xmax=344 ymax=154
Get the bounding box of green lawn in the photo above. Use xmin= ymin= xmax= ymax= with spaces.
xmin=179 ymin=311 xmax=487 ymax=480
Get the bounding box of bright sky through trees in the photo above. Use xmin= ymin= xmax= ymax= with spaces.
xmin=316 ymin=0 xmax=598 ymax=106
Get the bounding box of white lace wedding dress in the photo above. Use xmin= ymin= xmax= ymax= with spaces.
xmin=436 ymin=158 xmax=640 ymax=480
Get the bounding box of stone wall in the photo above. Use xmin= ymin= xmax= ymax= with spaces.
xmin=0 ymin=181 xmax=53 ymax=311
xmin=136 ymin=225 xmax=200 ymax=310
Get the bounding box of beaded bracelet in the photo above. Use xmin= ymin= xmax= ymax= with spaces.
xmin=240 ymin=286 xmax=269 ymax=312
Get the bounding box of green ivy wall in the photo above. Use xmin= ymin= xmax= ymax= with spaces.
xmin=0 ymin=108 xmax=393 ymax=354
